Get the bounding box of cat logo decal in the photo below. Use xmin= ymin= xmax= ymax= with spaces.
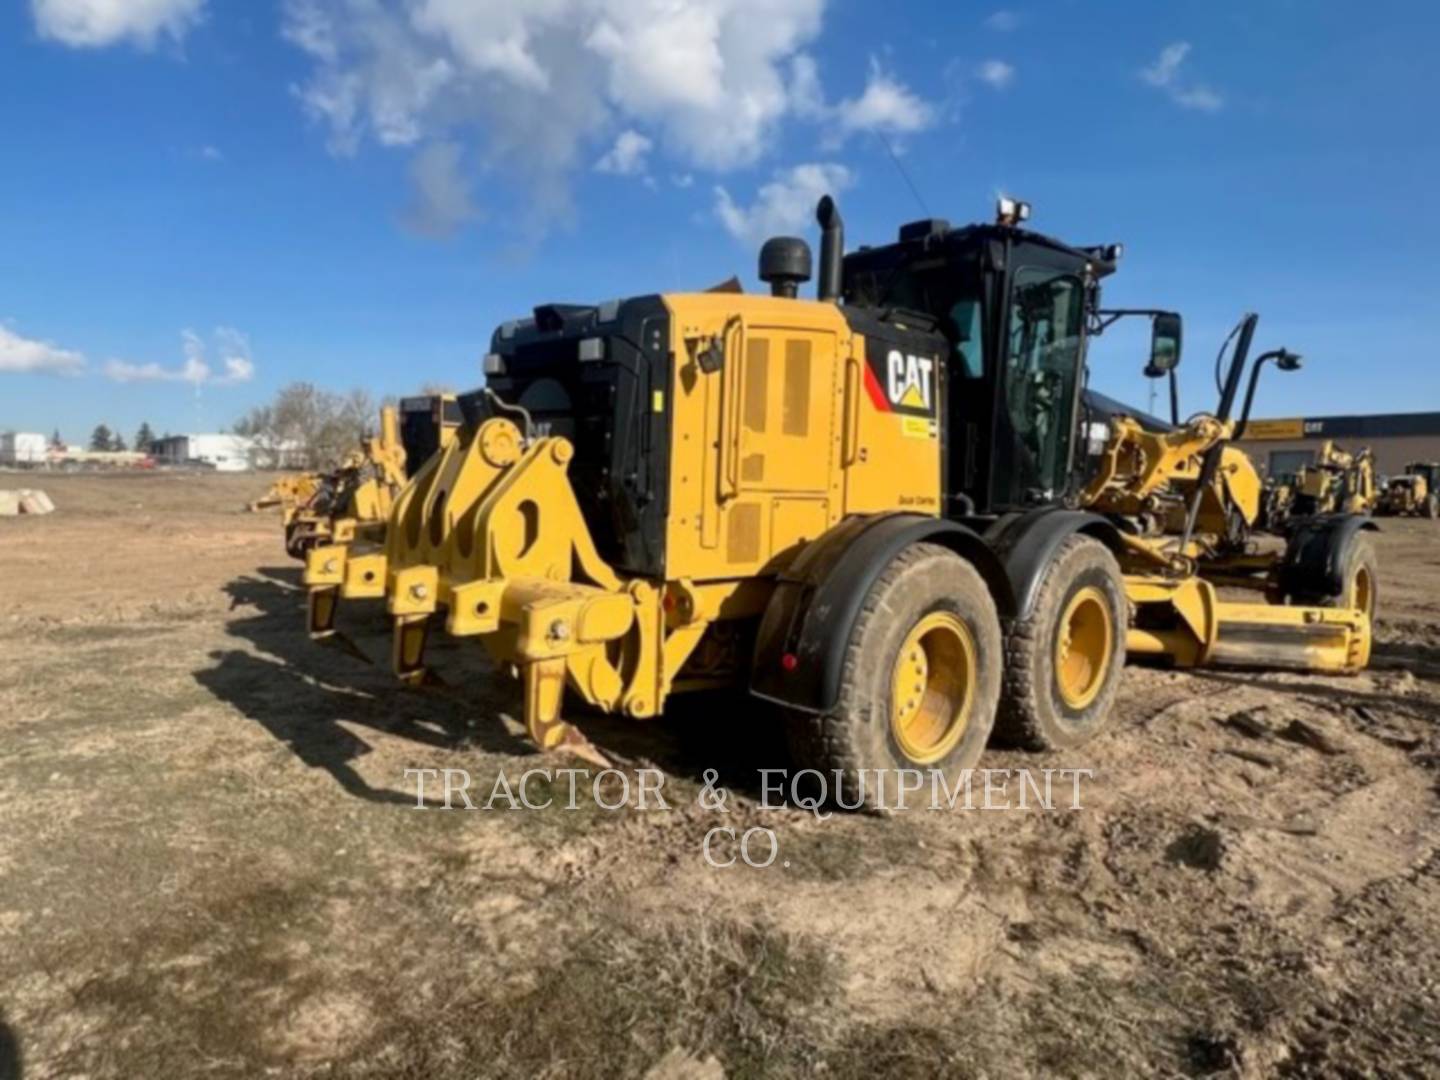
xmin=864 ymin=344 xmax=939 ymax=420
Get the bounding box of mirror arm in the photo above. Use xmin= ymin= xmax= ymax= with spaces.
xmin=1179 ymin=313 xmax=1259 ymax=553
xmin=1093 ymin=308 xmax=1172 ymax=334
xmin=1235 ymin=348 xmax=1290 ymax=441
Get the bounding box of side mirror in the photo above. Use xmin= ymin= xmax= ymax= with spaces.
xmin=1144 ymin=312 xmax=1182 ymax=377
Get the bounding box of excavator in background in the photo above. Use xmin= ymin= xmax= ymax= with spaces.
xmin=305 ymin=196 xmax=1375 ymax=798
xmin=1376 ymin=461 xmax=1440 ymax=519
xmin=1291 ymin=441 xmax=1378 ymax=518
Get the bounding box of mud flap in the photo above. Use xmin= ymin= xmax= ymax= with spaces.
xmin=1279 ymin=513 xmax=1377 ymax=600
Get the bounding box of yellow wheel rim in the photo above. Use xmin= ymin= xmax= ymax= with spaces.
xmin=1350 ymin=566 xmax=1374 ymax=620
xmin=890 ymin=612 xmax=977 ymax=765
xmin=1054 ymin=586 xmax=1112 ymax=711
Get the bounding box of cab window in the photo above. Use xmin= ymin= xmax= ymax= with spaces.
xmin=997 ymin=267 xmax=1085 ymax=502
xmin=948 ymin=298 xmax=985 ymax=379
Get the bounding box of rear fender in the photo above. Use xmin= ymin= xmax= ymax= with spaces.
xmin=749 ymin=513 xmax=1011 ymax=714
xmin=1279 ymin=513 xmax=1378 ymax=599
xmin=983 ymin=508 xmax=1126 ymax=622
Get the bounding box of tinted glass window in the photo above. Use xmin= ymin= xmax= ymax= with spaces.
xmin=998 ymin=268 xmax=1085 ymax=502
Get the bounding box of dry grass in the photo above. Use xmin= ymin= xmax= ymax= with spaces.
xmin=4 ymin=475 xmax=1440 ymax=1078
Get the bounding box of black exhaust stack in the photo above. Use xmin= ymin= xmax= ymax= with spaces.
xmin=816 ymin=195 xmax=844 ymax=302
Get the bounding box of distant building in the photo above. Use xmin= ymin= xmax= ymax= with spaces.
xmin=148 ymin=434 xmax=304 ymax=472
xmin=0 ymin=432 xmax=48 ymax=465
xmin=151 ymin=434 xmax=256 ymax=471
xmin=50 ymin=449 xmax=148 ymax=467
xmin=1237 ymin=411 xmax=1440 ymax=479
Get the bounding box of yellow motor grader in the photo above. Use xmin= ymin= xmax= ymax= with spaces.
xmin=1079 ymin=326 xmax=1376 ymax=674
xmin=302 ymin=395 xmax=460 ymax=611
xmin=285 ymin=396 xmax=458 ymax=562
xmin=1376 ymin=462 xmax=1440 ymax=519
xmin=248 ymin=471 xmax=321 ymax=519
xmin=308 ymin=197 xmax=1374 ymax=800
xmin=1292 ymin=441 xmax=1378 ymax=518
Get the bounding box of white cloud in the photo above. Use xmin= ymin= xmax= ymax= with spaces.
xmin=1172 ymin=84 xmax=1223 ymax=112
xmin=975 ymin=59 xmax=1015 ymax=90
xmin=1141 ymin=42 xmax=1223 ymax=112
xmin=1141 ymin=42 xmax=1188 ymax=88
xmin=103 ymin=359 xmax=176 ymax=382
xmin=713 ymin=162 xmax=852 ymax=247
xmin=791 ymin=55 xmax=934 ymax=148
xmin=0 ymin=324 xmax=86 ymax=376
xmin=211 ymin=327 xmax=255 ymax=384
xmin=833 ymin=62 xmax=934 ymax=139
xmin=31 ymin=0 xmax=205 ymax=48
xmin=104 ymin=327 xmax=255 ymax=385
xmin=198 ymin=144 xmax=223 ymax=161
xmin=281 ymin=0 xmax=833 ymax=232
xmin=984 ymin=9 xmax=1019 ymax=31
xmin=402 ymin=141 xmax=480 ymax=237
xmin=594 ymin=129 xmax=653 ymax=176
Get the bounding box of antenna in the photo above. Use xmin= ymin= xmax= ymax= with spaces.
xmin=872 ymin=130 xmax=930 ymax=217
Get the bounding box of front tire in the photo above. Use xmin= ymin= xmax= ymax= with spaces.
xmin=784 ymin=543 xmax=1003 ymax=811
xmin=1298 ymin=534 xmax=1378 ymax=623
xmin=994 ymin=535 xmax=1128 ymax=752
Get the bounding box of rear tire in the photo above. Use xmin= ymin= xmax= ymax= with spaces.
xmin=994 ymin=535 xmax=1128 ymax=752
xmin=783 ymin=543 xmax=1002 ymax=812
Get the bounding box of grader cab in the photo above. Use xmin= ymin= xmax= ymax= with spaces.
xmin=307 ymin=196 xmax=1375 ymax=801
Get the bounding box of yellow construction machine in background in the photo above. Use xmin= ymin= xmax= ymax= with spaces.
xmin=1259 ymin=472 xmax=1297 ymax=532
xmin=248 ymin=472 xmax=321 ymax=520
xmin=1376 ymin=462 xmax=1440 ymax=519
xmin=303 ymin=395 xmax=460 ymax=628
xmin=1292 ymin=441 xmax=1378 ymax=517
xmin=302 ymin=197 xmax=1376 ymax=798
xmin=282 ymin=403 xmax=408 ymax=560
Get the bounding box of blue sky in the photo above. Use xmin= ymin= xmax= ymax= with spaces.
xmin=2 ymin=0 xmax=1437 ymax=443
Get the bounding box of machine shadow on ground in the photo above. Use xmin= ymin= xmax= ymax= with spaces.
xmin=0 ymin=1011 xmax=21 ymax=1080
xmin=202 ymin=569 xmax=795 ymax=804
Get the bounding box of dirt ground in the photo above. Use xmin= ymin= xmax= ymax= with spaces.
xmin=2 ymin=472 xmax=1439 ymax=1079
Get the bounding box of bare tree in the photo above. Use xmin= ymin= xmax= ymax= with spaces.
xmin=233 ymin=382 xmax=380 ymax=470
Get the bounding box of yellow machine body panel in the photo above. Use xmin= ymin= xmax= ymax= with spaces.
xmin=661 ymin=293 xmax=941 ymax=583
xmin=1083 ymin=415 xmax=1262 ymax=538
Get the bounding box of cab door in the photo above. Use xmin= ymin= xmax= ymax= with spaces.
xmin=992 ymin=266 xmax=1088 ymax=508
